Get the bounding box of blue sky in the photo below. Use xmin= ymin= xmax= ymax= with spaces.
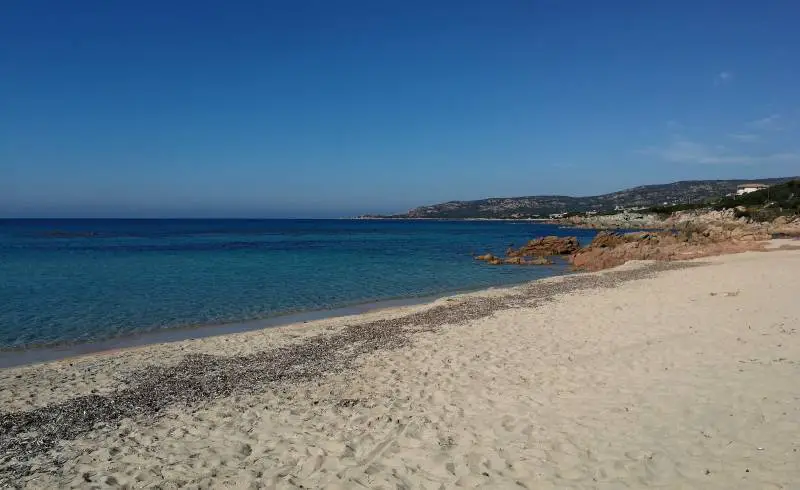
xmin=2 ymin=1 xmax=799 ymax=217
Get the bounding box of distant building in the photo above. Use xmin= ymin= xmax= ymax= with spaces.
xmin=549 ymin=212 xmax=568 ymax=219
xmin=612 ymin=205 xmax=647 ymax=213
xmin=736 ymin=183 xmax=769 ymax=196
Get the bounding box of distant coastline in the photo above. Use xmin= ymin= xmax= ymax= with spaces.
xmin=373 ymin=176 xmax=797 ymax=220
xmin=356 ymin=216 xmax=552 ymax=222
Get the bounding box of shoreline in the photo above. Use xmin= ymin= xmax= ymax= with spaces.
xmin=0 ymin=272 xmax=572 ymax=370
xmin=2 ymin=248 xmax=799 ymax=488
xmin=0 ymin=259 xmax=700 ymax=481
xmin=0 ymin=239 xmax=790 ymax=370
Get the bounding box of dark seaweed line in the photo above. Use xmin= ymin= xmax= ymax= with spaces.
xmin=0 ymin=262 xmax=697 ymax=485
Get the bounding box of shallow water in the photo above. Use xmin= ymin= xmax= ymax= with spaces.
xmin=0 ymin=219 xmax=596 ymax=349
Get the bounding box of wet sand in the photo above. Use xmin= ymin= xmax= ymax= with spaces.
xmin=1 ymin=248 xmax=799 ymax=488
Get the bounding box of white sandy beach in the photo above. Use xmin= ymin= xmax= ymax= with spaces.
xmin=2 ymin=248 xmax=800 ymax=488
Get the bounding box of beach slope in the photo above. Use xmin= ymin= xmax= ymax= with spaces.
xmin=2 ymin=249 xmax=799 ymax=488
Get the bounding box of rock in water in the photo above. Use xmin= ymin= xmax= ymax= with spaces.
xmin=506 ymin=236 xmax=580 ymax=257
xmin=501 ymin=256 xmax=552 ymax=266
xmin=474 ymin=253 xmax=504 ymax=265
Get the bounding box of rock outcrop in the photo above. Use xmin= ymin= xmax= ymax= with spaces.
xmin=585 ymin=231 xmax=628 ymax=249
xmin=560 ymin=213 xmax=666 ymax=230
xmin=568 ymin=221 xmax=772 ymax=271
xmin=768 ymin=215 xmax=800 ymax=237
xmin=475 ymin=254 xmax=552 ymax=266
xmin=500 ymin=256 xmax=553 ymax=266
xmin=477 ymin=213 xmax=798 ymax=271
xmin=474 ymin=253 xmax=503 ymax=265
xmin=475 ymin=235 xmax=577 ymax=266
xmin=506 ymin=236 xmax=580 ymax=257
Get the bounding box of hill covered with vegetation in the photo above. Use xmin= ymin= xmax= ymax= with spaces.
xmin=377 ymin=177 xmax=796 ymax=219
xmin=648 ymin=179 xmax=800 ymax=220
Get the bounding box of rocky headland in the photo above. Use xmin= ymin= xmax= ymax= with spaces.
xmin=555 ymin=212 xmax=666 ymax=229
xmin=479 ymin=210 xmax=800 ymax=271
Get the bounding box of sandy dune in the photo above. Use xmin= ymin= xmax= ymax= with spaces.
xmin=2 ymin=248 xmax=799 ymax=488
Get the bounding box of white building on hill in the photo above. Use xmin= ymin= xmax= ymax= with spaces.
xmin=736 ymin=183 xmax=769 ymax=196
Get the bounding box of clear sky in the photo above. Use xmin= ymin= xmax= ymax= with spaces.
xmin=2 ymin=1 xmax=799 ymax=217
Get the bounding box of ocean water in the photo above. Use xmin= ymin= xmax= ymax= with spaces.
xmin=0 ymin=219 xmax=597 ymax=350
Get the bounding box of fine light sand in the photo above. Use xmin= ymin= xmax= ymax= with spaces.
xmin=2 ymin=248 xmax=799 ymax=489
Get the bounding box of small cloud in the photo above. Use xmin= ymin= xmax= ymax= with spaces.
xmin=640 ymin=138 xmax=799 ymax=165
xmin=728 ymin=133 xmax=760 ymax=142
xmin=748 ymin=114 xmax=782 ymax=130
xmin=714 ymin=71 xmax=733 ymax=85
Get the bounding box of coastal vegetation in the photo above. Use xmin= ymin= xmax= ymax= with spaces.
xmin=377 ymin=177 xmax=796 ymax=219
xmin=648 ymin=179 xmax=800 ymax=220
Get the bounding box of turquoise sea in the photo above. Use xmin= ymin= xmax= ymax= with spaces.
xmin=0 ymin=219 xmax=597 ymax=350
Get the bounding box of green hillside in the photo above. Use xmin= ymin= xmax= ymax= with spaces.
xmin=649 ymin=180 xmax=800 ymax=220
